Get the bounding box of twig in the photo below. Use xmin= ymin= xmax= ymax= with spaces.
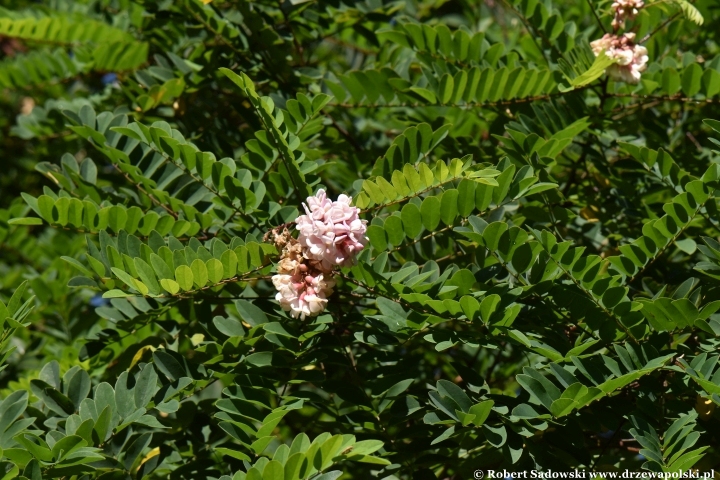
xmin=326 ymin=112 xmax=362 ymax=152
xmin=329 ymin=89 xmax=586 ymax=110
xmin=276 ymin=0 xmax=305 ymax=65
xmin=113 ymin=165 xmax=178 ymax=219
xmin=640 ymin=12 xmax=681 ymax=44
xmin=586 ymin=0 xmax=608 ymax=34
xmin=499 ymin=0 xmax=551 ymax=65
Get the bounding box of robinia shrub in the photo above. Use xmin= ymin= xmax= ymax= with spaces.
xmin=1 ymin=0 xmax=720 ymax=479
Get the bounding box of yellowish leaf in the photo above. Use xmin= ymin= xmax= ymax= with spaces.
xmin=129 ymin=345 xmax=155 ymax=370
xmin=136 ymin=447 xmax=161 ymax=473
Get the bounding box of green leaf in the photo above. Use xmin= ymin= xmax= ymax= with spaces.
xmin=206 ymin=258 xmax=224 ymax=284
xmin=456 ymin=179 xmax=476 ymax=217
xmin=317 ymin=435 xmax=344 ymax=470
xmin=682 ymin=63 xmax=703 ymax=96
xmin=159 ymin=278 xmax=180 ymax=295
xmin=523 ymin=182 xmax=558 ymax=197
xmin=13 ymin=434 xmax=52 ymax=462
xmin=30 ymin=380 xmax=75 ymax=416
xmin=213 ymin=316 xmax=246 ymax=337
xmin=481 ymin=222 xmax=508 ymax=251
xmin=150 ymin=253 xmax=174 ymax=280
xmin=468 ymin=400 xmax=494 ymax=426
xmin=7 ymin=217 xmax=42 ymax=225
xmin=384 ymin=215 xmax=405 ymax=246
xmin=216 ymin=447 xmax=251 ymax=462
xmin=479 ymin=294 xmax=500 ymax=324
xmin=407 ymin=87 xmax=436 ymax=104
xmin=61 ymin=256 xmax=94 ymax=278
xmin=152 ymin=350 xmax=185 ymax=382
xmin=400 ymin=203 xmax=423 ymax=238
xmin=438 ymin=73 xmax=454 ymax=104
xmin=673 ymin=0 xmax=704 ymax=24
xmin=512 ymin=403 xmax=541 ymax=419
xmin=516 ymin=375 xmax=559 ymax=411
xmin=570 ymin=52 xmax=615 ymax=87
xmin=662 ymin=67 xmax=682 ymax=95
xmin=549 ymin=398 xmax=577 ymax=417
xmin=135 ymin=364 xmax=159 ymax=408
xmin=51 ymin=435 xmax=86 ymax=461
xmin=460 ymin=295 xmax=480 ymax=321
xmin=221 ymin=249 xmax=238 ymax=279
xmin=235 ymin=299 xmax=269 ymax=326
xmin=702 ymin=68 xmax=720 ymax=97
xmin=420 ymin=196 xmax=441 ymax=231
xmin=366 ymin=225 xmax=388 ymax=251
xmin=124 ymin=433 xmax=153 ymax=470
xmin=263 ymin=460 xmax=284 ymax=480
xmin=436 ymin=380 xmax=472 ymax=412
xmin=439 ymin=189 xmax=459 ymax=225
xmin=190 ymin=258 xmax=209 ymax=287
xmin=114 ymin=371 xmax=136 ymax=419
xmin=134 ymin=258 xmax=161 ymax=295
xmin=511 ymin=242 xmax=538 ymax=274
xmin=602 ymin=286 xmax=627 ymax=309
xmin=175 ymin=265 xmax=194 ymax=291
xmin=99 ymin=289 xmax=128 ymax=300
xmin=65 ymin=367 xmax=91 ymax=407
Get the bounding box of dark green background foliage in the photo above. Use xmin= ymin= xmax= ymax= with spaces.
xmin=2 ymin=0 xmax=720 ymax=478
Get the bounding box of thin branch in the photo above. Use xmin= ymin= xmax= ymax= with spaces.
xmin=498 ymin=0 xmax=551 ymax=65
xmin=276 ymin=0 xmax=305 ymax=65
xmin=586 ymin=0 xmax=608 ymax=34
xmin=325 ymin=112 xmax=362 ymax=152
xmin=112 ymin=165 xmax=178 ymax=219
xmin=640 ymin=12 xmax=681 ymax=44
xmin=329 ymin=86 xmax=591 ymax=110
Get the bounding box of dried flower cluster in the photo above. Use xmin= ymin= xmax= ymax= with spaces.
xmin=271 ymin=190 xmax=367 ymax=319
xmin=590 ymin=32 xmax=648 ymax=84
xmin=611 ymin=0 xmax=644 ymax=28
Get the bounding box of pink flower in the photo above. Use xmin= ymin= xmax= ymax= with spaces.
xmin=590 ymin=34 xmax=613 ymax=57
xmin=590 ymin=33 xmax=648 ymax=84
xmin=303 ymin=189 xmax=331 ymax=219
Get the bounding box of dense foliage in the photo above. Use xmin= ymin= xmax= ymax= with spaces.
xmin=2 ymin=0 xmax=720 ymax=478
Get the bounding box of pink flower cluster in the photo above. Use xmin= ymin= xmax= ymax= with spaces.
xmin=589 ymin=0 xmax=648 ymax=84
xmin=270 ymin=190 xmax=367 ymax=319
xmin=296 ymin=190 xmax=368 ymax=270
xmin=590 ymin=33 xmax=648 ymax=84
xmin=611 ymin=0 xmax=644 ymax=28
xmin=272 ymin=270 xmax=335 ymax=320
